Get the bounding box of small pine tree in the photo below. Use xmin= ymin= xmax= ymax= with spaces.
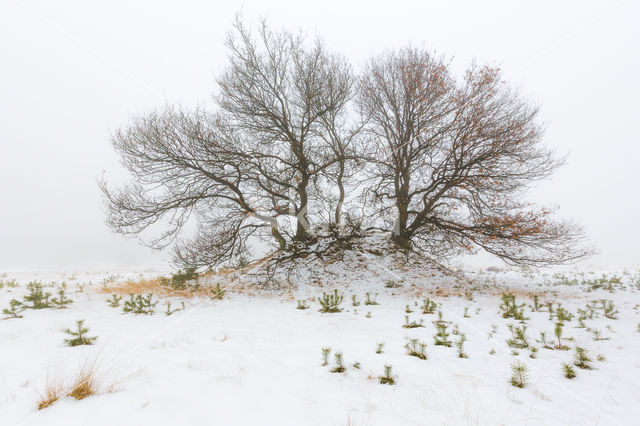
xmin=123 ymin=293 xmax=157 ymax=315
xmin=547 ymin=302 xmax=554 ymax=320
xmin=385 ymin=280 xmax=399 ymax=288
xmin=500 ymin=292 xmax=526 ymax=320
xmin=106 ymin=294 xmax=122 ymax=308
xmin=573 ymin=347 xmax=593 ymax=370
xmin=433 ymin=311 xmax=452 ymax=346
xmin=554 ymin=304 xmax=573 ymax=324
xmin=532 ymin=294 xmax=541 ymax=312
xmin=165 ymin=301 xmax=185 ymax=316
xmin=602 ymin=301 xmax=618 ymax=319
xmin=351 ymin=295 xmax=360 ymax=306
xmin=321 ymin=347 xmax=331 ymax=366
xmin=421 ymin=298 xmax=437 ymax=314
xmin=210 ymin=283 xmax=226 ymax=300
xmin=554 ymin=322 xmax=569 ymax=350
xmin=562 ymin=362 xmax=576 ymax=379
xmin=455 ymin=333 xmax=468 ymax=358
xmin=364 ymin=292 xmax=379 ymax=306
xmin=330 ymin=352 xmax=346 ymax=373
xmin=318 ymin=289 xmax=344 ymax=313
xmin=2 ymin=299 xmax=24 ymax=319
xmin=51 ymin=284 xmax=73 ymax=308
xmin=64 ymin=320 xmax=97 ymax=346
xmin=376 ymin=342 xmax=385 ymax=354
xmin=296 ymin=300 xmax=309 ymax=310
xmin=405 ymin=338 xmax=427 ymax=360
xmin=506 ymin=324 xmax=530 ymax=349
xmin=379 ymin=364 xmax=396 ymax=385
xmin=405 ymin=304 xmax=413 ymax=313
xmin=510 ymin=361 xmax=528 ymax=388
xmin=403 ymin=315 xmax=424 ymax=329
xmin=23 ymin=282 xmax=52 ymax=309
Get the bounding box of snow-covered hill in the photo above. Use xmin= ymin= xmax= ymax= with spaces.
xmin=1 ymin=261 xmax=638 ymax=425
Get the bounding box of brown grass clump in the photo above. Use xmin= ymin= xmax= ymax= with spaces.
xmin=37 ymin=378 xmax=63 ymax=410
xmin=99 ymin=277 xmax=168 ymax=296
xmin=68 ymin=361 xmax=99 ymax=400
xmin=37 ymin=358 xmax=104 ymax=409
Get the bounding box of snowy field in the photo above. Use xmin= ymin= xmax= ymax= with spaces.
xmin=1 ymin=265 xmax=639 ymax=425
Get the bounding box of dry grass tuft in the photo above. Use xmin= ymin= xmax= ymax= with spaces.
xmin=99 ymin=277 xmax=168 ymax=296
xmin=37 ymin=378 xmax=63 ymax=410
xmin=37 ymin=357 xmax=107 ymax=409
xmin=68 ymin=360 xmax=99 ymax=400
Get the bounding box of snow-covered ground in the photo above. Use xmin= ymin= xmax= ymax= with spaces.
xmin=1 ymin=264 xmax=639 ymax=425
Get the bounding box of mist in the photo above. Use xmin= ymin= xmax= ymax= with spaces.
xmin=1 ymin=0 xmax=638 ymax=270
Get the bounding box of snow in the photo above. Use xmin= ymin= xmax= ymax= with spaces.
xmin=1 ymin=263 xmax=639 ymax=426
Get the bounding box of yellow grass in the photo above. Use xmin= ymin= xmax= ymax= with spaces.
xmin=37 ymin=378 xmax=63 ymax=410
xmin=67 ymin=359 xmax=99 ymax=401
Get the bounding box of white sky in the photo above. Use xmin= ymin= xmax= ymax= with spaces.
xmin=0 ymin=0 xmax=638 ymax=270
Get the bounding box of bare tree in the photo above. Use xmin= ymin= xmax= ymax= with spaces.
xmin=100 ymin=18 xmax=357 ymax=269
xmin=358 ymin=47 xmax=591 ymax=266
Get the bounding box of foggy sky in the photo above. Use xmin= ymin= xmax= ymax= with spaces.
xmin=1 ymin=0 xmax=638 ymax=270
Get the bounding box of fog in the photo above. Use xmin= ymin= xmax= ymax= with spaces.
xmin=1 ymin=0 xmax=638 ymax=270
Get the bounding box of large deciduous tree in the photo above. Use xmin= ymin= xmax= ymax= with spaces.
xmin=358 ymin=47 xmax=590 ymax=265
xmin=100 ymin=18 xmax=357 ymax=269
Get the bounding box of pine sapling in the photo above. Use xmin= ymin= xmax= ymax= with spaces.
xmin=106 ymin=294 xmax=122 ymax=308
xmin=405 ymin=338 xmax=427 ymax=360
xmin=165 ymin=301 xmax=185 ymax=316
xmin=210 ymin=283 xmax=226 ymax=300
xmin=547 ymin=302 xmax=554 ymax=320
xmin=364 ymin=292 xmax=379 ymax=306
xmin=434 ymin=324 xmax=452 ymax=347
xmin=123 ymin=293 xmax=157 ymax=315
xmin=506 ymin=324 xmax=530 ymax=349
xmin=376 ymin=342 xmax=385 ymax=354
xmin=500 ymin=292 xmax=526 ymax=320
xmin=602 ymin=300 xmax=618 ymax=319
xmin=538 ymin=331 xmax=553 ymax=349
xmin=455 ymin=333 xmax=468 ymax=358
xmin=330 ymin=352 xmax=346 ymax=373
xmin=591 ymin=328 xmax=609 ymax=341
xmin=532 ymin=294 xmax=541 ymax=312
xmin=385 ymin=280 xmax=399 ymax=288
xmin=510 ymin=361 xmax=528 ymax=388
xmin=405 ymin=304 xmax=413 ymax=314
xmin=51 ymin=284 xmax=73 ymax=308
xmin=421 ymin=298 xmax=436 ymax=314
xmin=379 ymin=364 xmax=396 ymax=385
xmin=296 ymin=300 xmax=309 ymax=310
xmin=573 ymin=347 xmax=593 ymax=370
xmin=23 ymin=282 xmax=52 ymax=309
xmin=555 ymin=304 xmax=573 ymax=324
xmin=351 ymin=295 xmax=360 ymax=307
xmin=463 ymin=307 xmax=470 ymax=318
xmin=64 ymin=320 xmax=97 ymax=346
xmin=554 ymin=322 xmax=569 ymax=350
xmin=562 ymin=363 xmax=576 ymax=379
xmin=318 ymin=289 xmax=344 ymax=313
xmin=403 ymin=315 xmax=424 ymax=328
xmin=321 ymin=347 xmax=331 ymax=366
xmin=2 ymin=299 xmax=24 ymax=319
